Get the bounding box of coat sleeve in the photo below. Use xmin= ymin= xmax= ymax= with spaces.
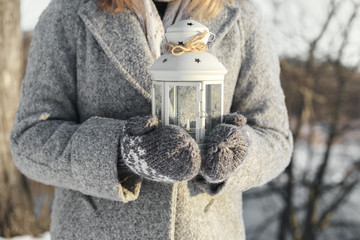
xmin=9 ymin=0 xmax=141 ymax=203
xmin=193 ymin=1 xmax=293 ymax=196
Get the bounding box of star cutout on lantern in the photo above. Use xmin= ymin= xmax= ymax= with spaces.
xmin=195 ymin=58 xmax=201 ymax=63
xmin=178 ymin=41 xmax=184 ymax=45
xmin=163 ymin=58 xmax=168 ymax=63
xmin=187 ymin=22 xmax=193 ymax=26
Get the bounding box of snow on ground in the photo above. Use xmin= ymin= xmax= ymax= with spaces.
xmin=243 ymin=140 xmax=360 ymax=240
xmin=0 ymin=232 xmax=50 ymax=240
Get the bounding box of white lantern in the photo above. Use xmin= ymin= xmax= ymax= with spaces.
xmin=148 ymin=20 xmax=227 ymax=148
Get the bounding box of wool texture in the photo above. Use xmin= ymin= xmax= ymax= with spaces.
xmin=9 ymin=0 xmax=293 ymax=239
xmin=201 ymin=113 xmax=251 ymax=183
xmin=123 ymin=114 xmax=159 ymax=135
xmin=223 ymin=112 xmax=247 ymax=126
xmin=116 ymin=115 xmax=158 ymax=198
xmin=121 ymin=116 xmax=201 ymax=182
xmin=136 ymin=0 xmax=191 ymax=59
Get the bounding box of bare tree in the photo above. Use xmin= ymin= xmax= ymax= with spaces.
xmin=245 ymin=1 xmax=360 ymax=239
xmin=0 ymin=0 xmax=43 ymax=237
xmin=302 ymin=4 xmax=360 ymax=239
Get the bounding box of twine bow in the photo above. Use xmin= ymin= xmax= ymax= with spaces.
xmin=162 ymin=30 xmax=209 ymax=56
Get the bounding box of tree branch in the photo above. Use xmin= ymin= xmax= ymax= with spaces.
xmin=317 ymin=180 xmax=358 ymax=229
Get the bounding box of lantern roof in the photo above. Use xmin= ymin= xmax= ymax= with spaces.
xmin=166 ymin=20 xmax=208 ymax=33
xmin=148 ymin=20 xmax=227 ymax=81
xmin=165 ymin=20 xmax=214 ymax=44
xmin=148 ymin=52 xmax=227 ymax=81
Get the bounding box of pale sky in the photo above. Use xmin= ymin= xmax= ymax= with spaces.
xmin=20 ymin=0 xmax=360 ymax=68
xmin=21 ymin=0 xmax=51 ymax=32
xmin=257 ymin=0 xmax=360 ymax=69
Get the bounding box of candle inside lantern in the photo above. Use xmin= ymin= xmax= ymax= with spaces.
xmin=186 ymin=119 xmax=190 ymax=131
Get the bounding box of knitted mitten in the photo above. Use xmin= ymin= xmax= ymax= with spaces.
xmin=117 ymin=115 xmax=159 ymax=193
xmin=201 ymin=113 xmax=250 ymax=183
xmin=120 ymin=115 xmax=201 ymax=183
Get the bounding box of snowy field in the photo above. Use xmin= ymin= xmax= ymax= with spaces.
xmin=0 ymin=233 xmax=49 ymax=240
xmin=243 ymin=138 xmax=360 ymax=240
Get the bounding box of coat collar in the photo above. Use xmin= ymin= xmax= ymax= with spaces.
xmin=78 ymin=0 xmax=241 ymax=100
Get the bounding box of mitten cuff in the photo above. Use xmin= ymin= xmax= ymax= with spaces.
xmin=116 ymin=159 xmax=142 ymax=203
xmin=124 ymin=115 xmax=159 ymax=136
xmin=223 ymin=112 xmax=247 ymax=127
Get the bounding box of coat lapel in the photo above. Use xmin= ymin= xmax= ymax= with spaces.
xmin=78 ymin=0 xmax=154 ymax=100
xmin=78 ymin=0 xmax=240 ymax=100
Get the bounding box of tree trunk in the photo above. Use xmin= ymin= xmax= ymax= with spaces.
xmin=0 ymin=0 xmax=42 ymax=237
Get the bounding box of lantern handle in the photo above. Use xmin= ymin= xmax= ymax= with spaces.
xmin=200 ymin=110 xmax=208 ymax=118
xmin=208 ymin=32 xmax=216 ymax=43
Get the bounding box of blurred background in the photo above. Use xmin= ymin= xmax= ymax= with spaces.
xmin=0 ymin=0 xmax=359 ymax=239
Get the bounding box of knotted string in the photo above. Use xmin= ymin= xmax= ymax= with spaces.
xmin=162 ymin=30 xmax=209 ymax=56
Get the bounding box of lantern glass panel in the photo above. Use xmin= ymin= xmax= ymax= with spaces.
xmin=169 ymin=85 xmax=197 ymax=139
xmin=205 ymin=84 xmax=222 ymax=136
xmin=153 ymin=84 xmax=162 ymax=121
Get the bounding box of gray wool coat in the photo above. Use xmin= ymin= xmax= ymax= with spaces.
xmin=9 ymin=0 xmax=293 ymax=239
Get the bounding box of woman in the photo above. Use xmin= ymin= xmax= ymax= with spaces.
xmin=9 ymin=0 xmax=293 ymax=239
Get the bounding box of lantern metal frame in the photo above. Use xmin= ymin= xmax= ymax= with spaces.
xmin=151 ymin=79 xmax=224 ymax=144
xmin=148 ymin=20 xmax=227 ymax=146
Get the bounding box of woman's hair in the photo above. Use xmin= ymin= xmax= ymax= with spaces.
xmin=97 ymin=0 xmax=234 ymax=21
